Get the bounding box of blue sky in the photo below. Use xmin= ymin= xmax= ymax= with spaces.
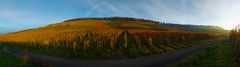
xmin=0 ymin=0 xmax=240 ymax=33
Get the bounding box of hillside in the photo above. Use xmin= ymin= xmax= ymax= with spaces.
xmin=0 ymin=17 xmax=222 ymax=59
xmin=161 ymin=23 xmax=228 ymax=34
xmin=62 ymin=17 xmax=228 ymax=33
xmin=11 ymin=17 xmax=227 ymax=34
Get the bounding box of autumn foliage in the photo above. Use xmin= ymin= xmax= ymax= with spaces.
xmin=0 ymin=17 xmax=220 ymax=59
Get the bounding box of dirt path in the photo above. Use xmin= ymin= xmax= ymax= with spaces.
xmin=0 ymin=39 xmax=225 ymax=67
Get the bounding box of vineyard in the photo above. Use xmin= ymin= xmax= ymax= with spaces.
xmin=230 ymin=25 xmax=240 ymax=52
xmin=230 ymin=25 xmax=240 ymax=65
xmin=0 ymin=17 xmax=221 ymax=59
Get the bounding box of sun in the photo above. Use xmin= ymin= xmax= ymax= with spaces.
xmin=215 ymin=18 xmax=240 ymax=30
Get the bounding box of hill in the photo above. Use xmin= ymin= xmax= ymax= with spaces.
xmin=11 ymin=17 xmax=227 ymax=34
xmin=160 ymin=23 xmax=228 ymax=34
xmin=0 ymin=17 xmax=223 ymax=59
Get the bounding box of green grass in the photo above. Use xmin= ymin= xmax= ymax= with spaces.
xmin=0 ymin=49 xmax=54 ymax=67
xmin=171 ymin=41 xmax=234 ymax=67
xmin=0 ymin=50 xmax=27 ymax=67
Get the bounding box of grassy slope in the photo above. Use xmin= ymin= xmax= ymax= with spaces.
xmin=171 ymin=41 xmax=234 ymax=67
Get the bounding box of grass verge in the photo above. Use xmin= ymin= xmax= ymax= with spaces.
xmin=0 ymin=50 xmax=28 ymax=67
xmin=171 ymin=41 xmax=234 ymax=67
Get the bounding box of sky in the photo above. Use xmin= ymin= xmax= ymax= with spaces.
xmin=0 ymin=0 xmax=240 ymax=33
